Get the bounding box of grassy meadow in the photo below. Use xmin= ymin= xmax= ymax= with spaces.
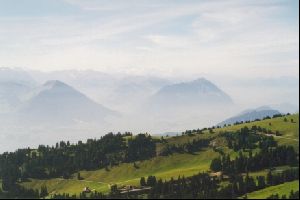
xmin=20 ymin=114 xmax=299 ymax=196
xmin=245 ymin=180 xmax=299 ymax=199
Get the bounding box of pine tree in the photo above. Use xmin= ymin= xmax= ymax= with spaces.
xmin=140 ymin=177 xmax=146 ymax=186
xmin=40 ymin=185 xmax=48 ymax=198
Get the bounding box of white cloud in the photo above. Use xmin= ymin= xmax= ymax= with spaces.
xmin=0 ymin=0 xmax=298 ymax=79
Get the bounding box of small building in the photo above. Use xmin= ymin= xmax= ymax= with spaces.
xmin=210 ymin=171 xmax=229 ymax=180
xmin=82 ymin=187 xmax=91 ymax=193
xmin=210 ymin=171 xmax=222 ymax=177
xmin=118 ymin=185 xmax=152 ymax=195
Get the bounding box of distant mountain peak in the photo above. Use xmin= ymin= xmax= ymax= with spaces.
xmin=43 ymin=80 xmax=68 ymax=88
xmin=193 ymin=77 xmax=209 ymax=83
xmin=218 ymin=106 xmax=281 ymax=126
xmin=150 ymin=78 xmax=233 ymax=108
xmin=255 ymin=105 xmax=273 ymax=112
xmin=190 ymin=78 xmax=222 ymax=92
xmin=26 ymin=80 xmax=80 ymax=99
xmin=19 ymin=80 xmax=115 ymax=124
xmin=164 ymin=78 xmax=222 ymax=91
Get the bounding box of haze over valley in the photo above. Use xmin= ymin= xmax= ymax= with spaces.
xmin=0 ymin=67 xmax=298 ymax=152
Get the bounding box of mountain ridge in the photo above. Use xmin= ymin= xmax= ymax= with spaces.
xmin=218 ymin=106 xmax=281 ymax=126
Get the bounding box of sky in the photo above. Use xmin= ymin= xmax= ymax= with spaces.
xmin=0 ymin=0 xmax=299 ymax=78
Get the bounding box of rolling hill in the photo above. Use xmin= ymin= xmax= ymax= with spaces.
xmin=245 ymin=180 xmax=299 ymax=199
xmin=215 ymin=113 xmax=299 ymax=150
xmin=15 ymin=113 xmax=299 ymax=198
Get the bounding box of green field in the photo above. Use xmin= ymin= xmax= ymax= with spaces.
xmin=215 ymin=114 xmax=299 ymax=149
xmin=246 ymin=165 xmax=297 ymax=179
xmin=21 ymin=178 xmax=108 ymax=196
xmin=162 ymin=114 xmax=299 ymax=151
xmin=22 ymin=149 xmax=218 ymax=195
xmin=245 ymin=180 xmax=299 ymax=199
xmin=20 ymin=114 xmax=299 ymax=196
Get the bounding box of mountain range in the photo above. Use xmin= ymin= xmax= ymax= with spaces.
xmin=0 ymin=68 xmax=36 ymax=113
xmin=218 ymin=106 xmax=281 ymax=126
xmin=0 ymin=68 xmax=299 ymax=152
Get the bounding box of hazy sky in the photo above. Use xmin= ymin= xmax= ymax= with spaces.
xmin=0 ymin=0 xmax=299 ymax=78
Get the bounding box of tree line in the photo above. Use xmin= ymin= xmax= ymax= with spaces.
xmin=159 ymin=138 xmax=210 ymax=156
xmin=0 ymin=133 xmax=157 ymax=193
xmin=144 ymin=167 xmax=299 ymax=199
xmin=266 ymin=190 xmax=299 ymax=199
xmin=210 ymin=145 xmax=298 ymax=174
xmin=221 ymin=126 xmax=278 ymax=151
xmin=0 ymin=184 xmax=48 ymax=199
xmin=3 ymin=167 xmax=297 ymax=199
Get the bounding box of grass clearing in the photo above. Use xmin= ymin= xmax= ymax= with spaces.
xmin=21 ymin=148 xmax=219 ymax=194
xmin=245 ymin=180 xmax=299 ymax=199
xmin=79 ymin=148 xmax=218 ymax=187
xmin=21 ymin=178 xmax=109 ymax=196
xmin=246 ymin=166 xmax=298 ymax=181
xmin=215 ymin=114 xmax=299 ymax=150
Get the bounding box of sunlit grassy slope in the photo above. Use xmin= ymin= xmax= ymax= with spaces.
xmin=22 ymin=149 xmax=218 ymax=195
xmin=79 ymin=149 xmax=217 ymax=184
xmin=160 ymin=114 xmax=298 ymax=151
xmin=21 ymin=178 xmax=108 ymax=196
xmin=20 ymin=114 xmax=299 ymax=196
xmin=247 ymin=166 xmax=298 ymax=178
xmin=215 ymin=114 xmax=299 ymax=149
xmin=245 ymin=180 xmax=299 ymax=199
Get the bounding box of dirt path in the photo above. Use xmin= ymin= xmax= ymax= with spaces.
xmin=57 ymin=178 xmax=111 ymax=188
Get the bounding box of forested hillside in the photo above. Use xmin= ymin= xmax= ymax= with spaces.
xmin=0 ymin=114 xmax=298 ymax=199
